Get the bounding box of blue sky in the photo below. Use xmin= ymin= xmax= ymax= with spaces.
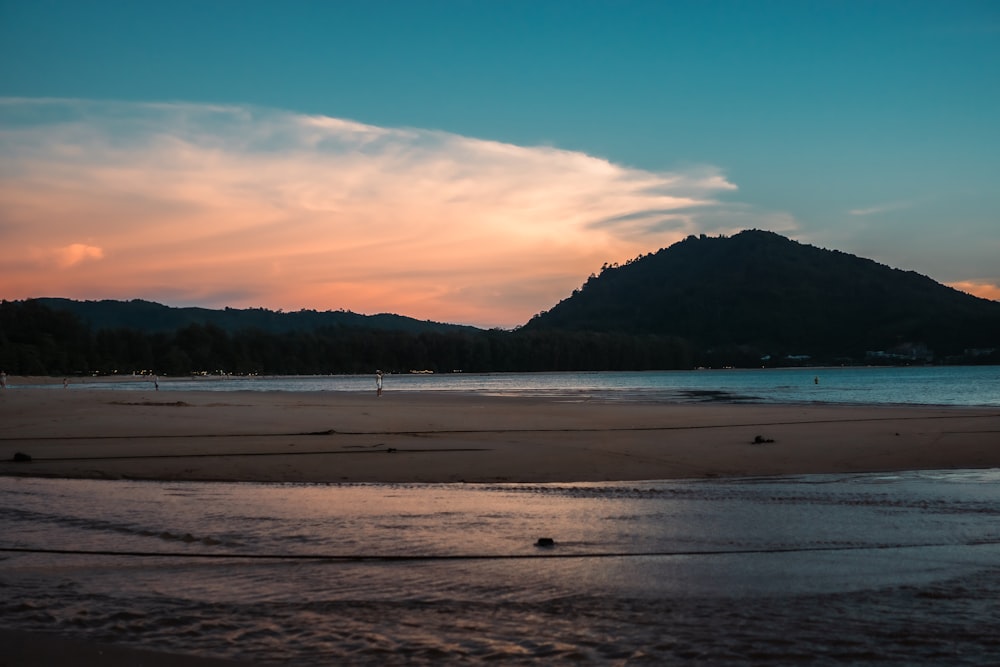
xmin=1 ymin=0 xmax=998 ymax=326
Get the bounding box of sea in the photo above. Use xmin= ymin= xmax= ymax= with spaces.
xmin=3 ymin=366 xmax=1000 ymax=664
xmin=25 ymin=364 xmax=1000 ymax=406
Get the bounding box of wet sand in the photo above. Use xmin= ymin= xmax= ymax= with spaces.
xmin=0 ymin=629 xmax=252 ymax=667
xmin=2 ymin=385 xmax=999 ymax=484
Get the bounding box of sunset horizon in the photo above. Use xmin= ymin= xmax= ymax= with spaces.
xmin=2 ymin=2 xmax=998 ymax=328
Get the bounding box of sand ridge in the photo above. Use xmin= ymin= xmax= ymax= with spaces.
xmin=3 ymin=387 xmax=998 ymax=483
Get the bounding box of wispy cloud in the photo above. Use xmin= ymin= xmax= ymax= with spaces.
xmin=0 ymin=98 xmax=789 ymax=327
xmin=52 ymin=243 xmax=105 ymax=268
xmin=848 ymin=200 xmax=915 ymax=217
xmin=948 ymin=280 xmax=1000 ymax=302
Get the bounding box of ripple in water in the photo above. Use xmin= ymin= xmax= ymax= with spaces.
xmin=2 ymin=471 xmax=1000 ymax=664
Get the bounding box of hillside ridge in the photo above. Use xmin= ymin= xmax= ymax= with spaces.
xmin=524 ymin=230 xmax=1000 ymax=362
xmin=7 ymin=230 xmax=998 ymax=372
xmin=35 ymin=298 xmax=479 ymax=335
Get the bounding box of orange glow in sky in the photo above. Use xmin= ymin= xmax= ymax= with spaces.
xmin=2 ymin=99 xmax=996 ymax=327
xmin=948 ymin=281 xmax=1000 ymax=302
xmin=0 ymin=99 xmax=768 ymax=328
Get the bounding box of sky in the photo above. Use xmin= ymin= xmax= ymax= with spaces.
xmin=1 ymin=0 xmax=998 ymax=328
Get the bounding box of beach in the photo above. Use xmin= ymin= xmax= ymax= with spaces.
xmin=4 ymin=384 xmax=1000 ymax=666
xmin=2 ymin=383 xmax=999 ymax=483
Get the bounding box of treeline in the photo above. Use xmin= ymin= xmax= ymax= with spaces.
xmin=0 ymin=299 xmax=695 ymax=376
xmin=36 ymin=297 xmax=477 ymax=335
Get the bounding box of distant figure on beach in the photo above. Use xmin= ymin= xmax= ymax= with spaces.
xmin=154 ymin=375 xmax=159 ymax=391
xmin=814 ymin=376 xmax=819 ymax=385
xmin=376 ymin=370 xmax=383 ymax=397
xmin=63 ymin=378 xmax=68 ymax=389
xmin=0 ymin=371 xmax=6 ymax=389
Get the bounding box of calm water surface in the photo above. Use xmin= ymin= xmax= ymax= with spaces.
xmin=3 ymin=471 xmax=1000 ymax=665
xmin=30 ymin=365 xmax=1000 ymax=406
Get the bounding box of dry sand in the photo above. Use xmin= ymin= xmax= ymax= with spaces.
xmin=2 ymin=385 xmax=999 ymax=483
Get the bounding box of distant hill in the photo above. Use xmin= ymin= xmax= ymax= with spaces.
xmin=36 ymin=298 xmax=479 ymax=335
xmin=8 ymin=231 xmax=999 ymax=374
xmin=523 ymin=230 xmax=1000 ymax=362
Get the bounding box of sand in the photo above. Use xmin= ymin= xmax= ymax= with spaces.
xmin=0 ymin=629 xmax=253 ymax=667
xmin=3 ymin=384 xmax=1000 ymax=665
xmin=2 ymin=384 xmax=999 ymax=483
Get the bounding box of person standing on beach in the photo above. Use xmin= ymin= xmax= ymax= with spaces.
xmin=0 ymin=371 xmax=6 ymax=389
xmin=376 ymin=370 xmax=383 ymax=397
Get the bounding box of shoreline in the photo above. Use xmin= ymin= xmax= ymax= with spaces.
xmin=5 ymin=387 xmax=1000 ymax=666
xmin=3 ymin=387 xmax=999 ymax=484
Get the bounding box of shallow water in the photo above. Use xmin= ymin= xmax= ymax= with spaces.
xmin=28 ymin=365 xmax=1000 ymax=406
xmin=3 ymin=471 xmax=1000 ymax=664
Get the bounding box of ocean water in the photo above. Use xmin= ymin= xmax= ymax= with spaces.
xmin=37 ymin=365 xmax=1000 ymax=406
xmin=3 ymin=471 xmax=1000 ymax=665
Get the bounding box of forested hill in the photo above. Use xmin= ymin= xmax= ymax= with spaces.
xmin=36 ymin=298 xmax=478 ymax=335
xmin=524 ymin=230 xmax=1000 ymax=361
xmin=4 ymin=230 xmax=999 ymax=375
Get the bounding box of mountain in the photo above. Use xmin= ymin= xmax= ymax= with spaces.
xmin=523 ymin=230 xmax=1000 ymax=362
xmin=9 ymin=231 xmax=999 ymax=374
xmin=35 ymin=298 xmax=479 ymax=335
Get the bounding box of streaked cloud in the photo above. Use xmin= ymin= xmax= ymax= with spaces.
xmin=52 ymin=243 xmax=105 ymax=268
xmin=848 ymin=200 xmax=915 ymax=217
xmin=1 ymin=98 xmax=786 ymax=327
xmin=948 ymin=280 xmax=1000 ymax=302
